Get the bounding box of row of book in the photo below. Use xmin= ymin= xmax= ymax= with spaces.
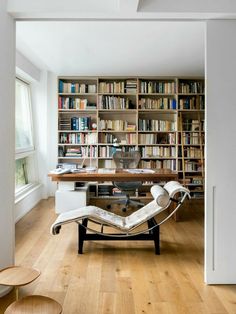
xmin=71 ymin=116 xmax=92 ymax=131
xmin=179 ymin=81 xmax=204 ymax=94
xmin=59 ymin=80 xmax=97 ymax=94
xmin=139 ymin=97 xmax=177 ymax=110
xmin=58 ymin=146 xmax=97 ymax=158
xmin=99 ymin=80 xmax=137 ymax=94
xmin=58 ymin=96 xmax=204 ymax=111
xmin=99 ymin=81 xmax=125 ymax=94
xmin=99 ymin=119 xmax=136 ymax=132
xmin=182 ymin=132 xmax=204 ymax=145
xmin=59 ymin=116 xmax=95 ymax=131
xmin=96 ymin=146 xmax=201 ymax=158
xmin=140 ymin=159 xmax=176 ymax=171
xmin=58 ymin=80 xmax=204 ymax=94
xmin=182 ymin=147 xmax=203 ymax=158
xmin=64 ymin=146 xmax=98 ymax=158
xmin=138 ymin=119 xmax=176 ymax=132
xmin=98 ymin=146 xmax=136 ymax=158
xmin=98 ymin=133 xmax=116 ymax=144
xmin=179 ymin=96 xmax=204 ymax=110
xmin=58 ymin=97 xmax=96 ymax=110
xmin=98 ymin=95 xmax=135 ymax=110
xmin=184 ymin=160 xmax=203 ymax=172
xmin=181 ymin=177 xmax=204 ymax=186
xmin=98 ymin=133 xmax=137 ymax=144
xmin=138 ymin=133 xmax=176 ymax=145
xmin=182 ymin=119 xmax=203 ymax=132
xmin=178 ymin=160 xmax=203 ymax=172
xmin=140 ymin=81 xmax=176 ymax=94
xmin=140 ymin=146 xmax=176 ymax=158
xmin=59 ymin=132 xmax=97 ymax=145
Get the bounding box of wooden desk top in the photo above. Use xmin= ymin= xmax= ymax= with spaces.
xmin=48 ymin=168 xmax=177 ymax=182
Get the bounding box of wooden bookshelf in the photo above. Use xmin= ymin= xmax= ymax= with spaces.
xmin=177 ymin=78 xmax=205 ymax=199
xmin=57 ymin=76 xmax=205 ymax=199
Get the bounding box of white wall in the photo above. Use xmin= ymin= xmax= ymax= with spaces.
xmin=16 ymin=50 xmax=40 ymax=81
xmin=205 ymin=20 xmax=236 ymax=283
xmin=15 ymin=185 xmax=42 ymax=222
xmin=0 ymin=0 xmax=15 ymax=296
xmin=32 ymin=69 xmax=58 ymax=198
xmin=31 ymin=70 xmax=48 ymax=199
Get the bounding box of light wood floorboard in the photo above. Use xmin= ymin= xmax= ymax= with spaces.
xmin=1 ymin=198 xmax=236 ymax=313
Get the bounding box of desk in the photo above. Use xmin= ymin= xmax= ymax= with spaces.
xmin=49 ymin=168 xmax=178 ymax=216
xmin=48 ymin=168 xmax=177 ymax=182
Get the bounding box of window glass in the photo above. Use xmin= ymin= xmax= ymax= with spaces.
xmin=15 ymin=157 xmax=28 ymax=190
xmin=15 ymin=79 xmax=33 ymax=152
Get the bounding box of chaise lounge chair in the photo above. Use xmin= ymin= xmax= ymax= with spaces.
xmin=50 ymin=181 xmax=190 ymax=254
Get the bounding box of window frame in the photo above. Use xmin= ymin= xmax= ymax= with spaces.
xmin=15 ymin=77 xmax=38 ymax=196
xmin=15 ymin=77 xmax=35 ymax=155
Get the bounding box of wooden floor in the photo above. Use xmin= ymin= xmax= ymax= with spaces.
xmin=1 ymin=198 xmax=236 ymax=313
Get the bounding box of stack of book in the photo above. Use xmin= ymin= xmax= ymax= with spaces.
xmin=98 ymin=185 xmax=112 ymax=197
xmin=65 ymin=147 xmax=82 ymax=157
xmin=59 ymin=117 xmax=71 ymax=130
xmin=112 ymin=187 xmax=126 ymax=196
xmin=126 ymin=80 xmax=137 ymax=94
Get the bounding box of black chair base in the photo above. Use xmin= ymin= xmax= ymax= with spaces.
xmin=78 ymin=218 xmax=160 ymax=255
xmin=107 ymin=194 xmax=144 ymax=212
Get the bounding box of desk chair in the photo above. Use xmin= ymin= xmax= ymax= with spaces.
xmin=107 ymin=150 xmax=143 ymax=212
xmin=51 ymin=181 xmax=190 ymax=255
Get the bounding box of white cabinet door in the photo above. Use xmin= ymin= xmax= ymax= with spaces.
xmin=205 ymin=20 xmax=236 ymax=283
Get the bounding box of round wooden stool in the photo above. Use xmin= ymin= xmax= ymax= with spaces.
xmin=0 ymin=266 xmax=40 ymax=300
xmin=4 ymin=295 xmax=62 ymax=314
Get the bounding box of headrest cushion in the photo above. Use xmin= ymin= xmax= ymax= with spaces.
xmin=150 ymin=185 xmax=170 ymax=207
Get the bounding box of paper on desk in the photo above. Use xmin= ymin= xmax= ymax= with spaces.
xmin=98 ymin=168 xmax=116 ymax=174
xmin=126 ymin=169 xmax=155 ymax=174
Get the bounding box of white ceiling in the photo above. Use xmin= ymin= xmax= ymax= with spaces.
xmin=16 ymin=21 xmax=205 ymax=76
xmin=9 ymin=0 xmax=236 ymax=19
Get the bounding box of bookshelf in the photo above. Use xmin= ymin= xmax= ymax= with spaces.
xmin=57 ymin=76 xmax=205 ymax=199
xmin=178 ymin=78 xmax=205 ymax=199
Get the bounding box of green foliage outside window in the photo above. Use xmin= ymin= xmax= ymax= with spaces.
xmin=15 ymin=158 xmax=28 ymax=190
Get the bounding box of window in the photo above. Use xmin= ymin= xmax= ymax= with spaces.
xmin=15 ymin=79 xmax=34 ymax=153
xmin=15 ymin=78 xmax=37 ymax=194
xmin=15 ymin=157 xmax=29 ymax=190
